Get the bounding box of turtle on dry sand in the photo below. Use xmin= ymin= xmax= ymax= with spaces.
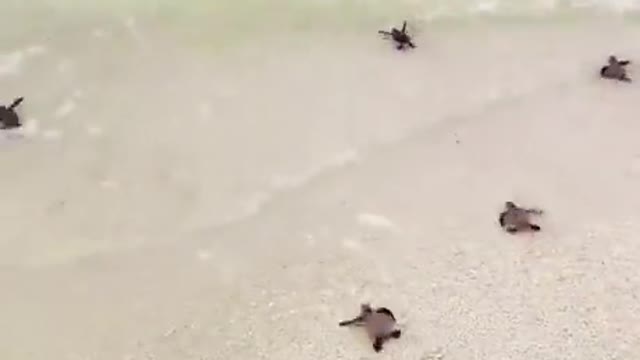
xmin=600 ymin=55 xmax=631 ymax=82
xmin=498 ymin=201 xmax=543 ymax=234
xmin=339 ymin=303 xmax=401 ymax=352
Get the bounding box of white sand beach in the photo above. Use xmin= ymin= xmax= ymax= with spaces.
xmin=1 ymin=1 xmax=640 ymax=359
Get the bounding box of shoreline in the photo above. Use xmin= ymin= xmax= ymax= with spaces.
xmin=2 ymin=19 xmax=640 ymax=267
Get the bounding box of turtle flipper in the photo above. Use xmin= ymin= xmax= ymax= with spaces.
xmin=373 ymin=337 xmax=384 ymax=352
xmin=339 ymin=316 xmax=365 ymax=327
xmin=9 ymin=97 xmax=23 ymax=110
xmin=600 ymin=66 xmax=608 ymax=77
xmin=498 ymin=212 xmax=506 ymax=227
xmin=506 ymin=227 xmax=518 ymax=234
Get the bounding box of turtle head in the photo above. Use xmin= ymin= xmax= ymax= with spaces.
xmin=360 ymin=303 xmax=373 ymax=315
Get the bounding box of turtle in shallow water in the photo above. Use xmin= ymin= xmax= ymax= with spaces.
xmin=600 ymin=55 xmax=631 ymax=82
xmin=0 ymin=97 xmax=24 ymax=129
xmin=339 ymin=303 xmax=401 ymax=352
xmin=498 ymin=201 xmax=543 ymax=234
xmin=378 ymin=21 xmax=416 ymax=50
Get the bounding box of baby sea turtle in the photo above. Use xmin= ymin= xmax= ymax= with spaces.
xmin=600 ymin=55 xmax=631 ymax=82
xmin=378 ymin=21 xmax=415 ymax=50
xmin=498 ymin=201 xmax=543 ymax=234
xmin=339 ymin=303 xmax=401 ymax=352
xmin=0 ymin=97 xmax=24 ymax=129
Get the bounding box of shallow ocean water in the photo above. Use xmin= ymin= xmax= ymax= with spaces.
xmin=1 ymin=0 xmax=638 ymax=266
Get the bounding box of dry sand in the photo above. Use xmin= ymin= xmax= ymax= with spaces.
xmin=1 ymin=15 xmax=640 ymax=360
